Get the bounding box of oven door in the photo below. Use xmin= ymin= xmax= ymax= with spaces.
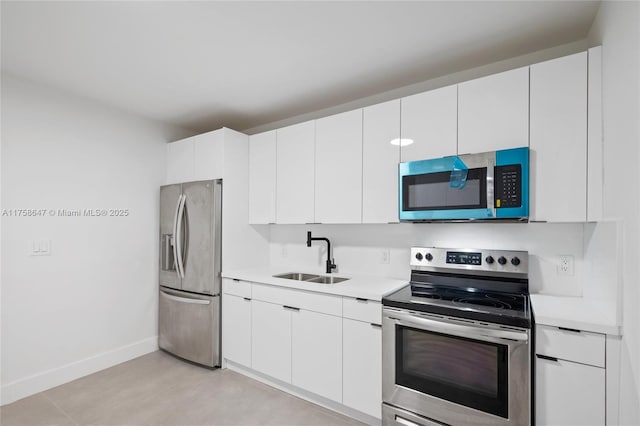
xmin=382 ymin=308 xmax=530 ymax=426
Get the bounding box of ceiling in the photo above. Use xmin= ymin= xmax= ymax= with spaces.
xmin=1 ymin=1 xmax=600 ymax=134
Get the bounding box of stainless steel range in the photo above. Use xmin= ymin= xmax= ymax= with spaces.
xmin=382 ymin=247 xmax=531 ymax=426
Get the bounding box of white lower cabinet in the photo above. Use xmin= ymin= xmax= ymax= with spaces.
xmin=291 ymin=309 xmax=342 ymax=402
xmin=251 ymin=300 xmax=292 ymax=383
xmin=222 ymin=294 xmax=252 ymax=367
xmin=535 ymin=324 xmax=606 ymax=426
xmin=224 ymin=281 xmax=383 ymax=420
xmin=536 ymin=357 xmax=605 ymax=425
xmin=343 ymin=318 xmax=382 ymax=418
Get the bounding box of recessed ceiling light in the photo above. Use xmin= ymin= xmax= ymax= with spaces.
xmin=390 ymin=138 xmax=414 ymax=147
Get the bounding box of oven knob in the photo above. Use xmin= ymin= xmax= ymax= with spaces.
xmin=511 ymin=257 xmax=521 ymax=266
xmin=425 ymin=253 xmax=433 ymax=261
xmin=415 ymin=252 xmax=423 ymax=261
xmin=485 ymin=256 xmax=494 ymax=264
xmin=498 ymin=256 xmax=507 ymax=265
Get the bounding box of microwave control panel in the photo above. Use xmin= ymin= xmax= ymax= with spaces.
xmin=494 ymin=165 xmax=521 ymax=208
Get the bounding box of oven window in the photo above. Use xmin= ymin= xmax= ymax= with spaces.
xmin=402 ymin=168 xmax=487 ymax=211
xmin=396 ymin=326 xmax=508 ymax=418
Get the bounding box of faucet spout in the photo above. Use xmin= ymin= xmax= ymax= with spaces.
xmin=306 ymin=231 xmax=337 ymax=273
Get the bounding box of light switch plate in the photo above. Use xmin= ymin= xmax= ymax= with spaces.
xmin=29 ymin=240 xmax=51 ymax=256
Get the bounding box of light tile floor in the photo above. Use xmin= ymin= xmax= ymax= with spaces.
xmin=0 ymin=351 xmax=365 ymax=426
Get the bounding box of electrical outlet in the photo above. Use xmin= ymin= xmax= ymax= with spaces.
xmin=557 ymin=255 xmax=574 ymax=276
xmin=380 ymin=249 xmax=390 ymax=264
xmin=281 ymin=245 xmax=288 ymax=258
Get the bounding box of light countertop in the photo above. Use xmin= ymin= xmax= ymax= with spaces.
xmin=222 ymin=268 xmax=408 ymax=301
xmin=530 ymin=294 xmax=621 ymax=336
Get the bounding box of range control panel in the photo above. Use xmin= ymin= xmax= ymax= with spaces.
xmin=446 ymin=251 xmax=482 ymax=265
xmin=411 ymin=247 xmax=528 ymax=276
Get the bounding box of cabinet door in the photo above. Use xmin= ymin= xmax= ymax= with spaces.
xmin=343 ymin=319 xmax=382 ymax=418
xmin=276 ymin=121 xmax=315 ymax=224
xmin=222 ymin=294 xmax=252 ymax=367
xmin=166 ymin=137 xmax=195 ymax=184
xmin=194 ymin=131 xmax=224 ymax=181
xmin=249 ymin=130 xmax=277 ymax=224
xmin=530 ymin=52 xmax=587 ymax=222
xmin=251 ymin=300 xmax=291 ymax=383
xmin=587 ymin=46 xmax=603 ymax=222
xmin=458 ymin=67 xmax=529 ymax=154
xmin=315 ymin=110 xmax=363 ymax=223
xmin=536 ymin=356 xmax=605 ymax=425
xmin=363 ymin=100 xmax=400 ymax=223
xmin=400 ymin=85 xmax=457 ymax=162
xmin=291 ymin=309 xmax=342 ymax=402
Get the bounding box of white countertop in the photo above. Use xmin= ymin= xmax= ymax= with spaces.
xmin=530 ymin=294 xmax=621 ymax=336
xmin=222 ymin=268 xmax=408 ymax=301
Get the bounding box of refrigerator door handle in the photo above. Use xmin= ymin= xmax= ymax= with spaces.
xmin=160 ymin=290 xmax=210 ymax=305
xmin=175 ymin=194 xmax=186 ymax=278
xmin=172 ymin=194 xmax=182 ymax=278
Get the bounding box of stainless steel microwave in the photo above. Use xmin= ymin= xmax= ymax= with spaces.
xmin=398 ymin=147 xmax=529 ymax=221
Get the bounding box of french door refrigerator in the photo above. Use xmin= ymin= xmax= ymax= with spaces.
xmin=158 ymin=179 xmax=222 ymax=367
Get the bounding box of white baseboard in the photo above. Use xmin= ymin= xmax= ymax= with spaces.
xmin=1 ymin=336 xmax=158 ymax=406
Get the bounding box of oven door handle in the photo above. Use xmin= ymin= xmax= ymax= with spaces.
xmin=386 ymin=311 xmax=529 ymax=342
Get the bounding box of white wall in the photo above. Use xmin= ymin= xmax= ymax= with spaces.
xmin=244 ymin=40 xmax=588 ymax=135
xmin=269 ymin=223 xmax=588 ymax=296
xmin=588 ymin=2 xmax=640 ymax=424
xmin=0 ymin=74 xmax=190 ymax=405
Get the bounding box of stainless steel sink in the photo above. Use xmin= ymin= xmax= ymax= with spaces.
xmin=272 ymin=272 xmax=349 ymax=284
xmin=273 ymin=272 xmax=320 ymax=281
xmin=305 ymin=276 xmax=349 ymax=284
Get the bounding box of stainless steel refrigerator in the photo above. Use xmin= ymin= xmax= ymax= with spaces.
xmin=158 ymin=179 xmax=222 ymax=367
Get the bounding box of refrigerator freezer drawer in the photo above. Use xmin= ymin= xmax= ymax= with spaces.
xmin=158 ymin=288 xmax=220 ymax=367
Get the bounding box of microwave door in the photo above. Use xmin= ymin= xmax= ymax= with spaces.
xmin=399 ymin=167 xmax=490 ymax=221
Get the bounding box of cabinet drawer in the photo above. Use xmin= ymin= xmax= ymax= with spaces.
xmin=343 ymin=297 xmax=381 ymax=325
xmin=536 ymin=356 xmax=605 ymax=425
xmin=536 ymin=324 xmax=605 ymax=367
xmin=252 ymin=283 xmax=342 ymax=316
xmin=222 ymin=278 xmax=251 ymax=298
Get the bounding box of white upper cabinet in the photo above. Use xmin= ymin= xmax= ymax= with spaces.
xmin=166 ymin=136 xmax=195 ymax=184
xmin=166 ymin=130 xmax=225 ymax=184
xmin=530 ymin=52 xmax=587 ymax=222
xmin=587 ymin=46 xmax=603 ymax=222
xmin=248 ymin=130 xmax=277 ymax=224
xmin=315 ymin=109 xmax=363 ymax=223
xmin=276 ymin=120 xmax=315 ymax=224
xmin=400 ymin=85 xmax=457 ymax=162
xmin=458 ymin=67 xmax=529 ymax=154
xmin=362 ymin=100 xmax=401 ymax=223
xmin=194 ymin=131 xmax=224 ymax=181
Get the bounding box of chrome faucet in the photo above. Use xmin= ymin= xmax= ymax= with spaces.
xmin=307 ymin=231 xmax=337 ymax=273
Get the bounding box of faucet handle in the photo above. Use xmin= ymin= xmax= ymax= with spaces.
xmin=327 ymin=258 xmax=337 ymax=273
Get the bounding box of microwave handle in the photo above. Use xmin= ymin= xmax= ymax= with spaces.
xmin=487 ymin=157 xmax=496 ymax=218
